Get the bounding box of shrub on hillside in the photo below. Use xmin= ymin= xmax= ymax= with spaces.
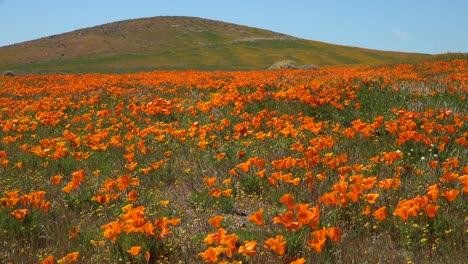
xmin=2 ymin=70 xmax=15 ymax=76
xmin=268 ymin=60 xmax=319 ymax=70
xmin=268 ymin=60 xmax=298 ymax=70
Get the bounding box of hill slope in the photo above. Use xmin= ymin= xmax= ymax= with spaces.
xmin=0 ymin=16 xmax=428 ymax=73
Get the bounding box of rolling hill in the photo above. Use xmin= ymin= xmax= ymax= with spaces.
xmin=0 ymin=16 xmax=429 ymax=73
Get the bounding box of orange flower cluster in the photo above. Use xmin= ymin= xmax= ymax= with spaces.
xmin=1 ymin=190 xmax=51 ymax=221
xmin=101 ymin=203 xmax=180 ymax=243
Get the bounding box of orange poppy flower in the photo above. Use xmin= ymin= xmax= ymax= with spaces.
xmin=363 ymin=193 xmax=379 ymax=204
xmin=237 ymin=150 xmax=246 ymax=159
xmin=423 ymin=204 xmax=439 ymax=218
xmin=208 ymin=215 xmax=224 ymax=228
xmin=326 ymin=227 xmax=341 ymax=242
xmin=209 ymin=189 xmax=222 ymax=197
xmin=204 ymin=228 xmax=226 ymax=245
xmin=159 ymin=200 xmax=169 ymax=206
xmin=441 ymin=189 xmax=460 ymax=202
xmin=289 ymin=258 xmax=306 ymax=264
xmin=40 ymin=255 xmax=55 ymax=264
xmin=264 ymin=235 xmax=287 ymax=255
xmin=273 ymin=210 xmax=294 ymax=226
xmin=130 ymin=178 xmax=140 ymax=186
xmin=346 ymin=191 xmax=359 ymax=202
xmin=123 ymin=152 xmax=134 ymax=163
xmin=203 ymin=177 xmax=217 ymax=187
xmin=198 ymin=247 xmax=219 ymax=263
xmin=239 ymin=240 xmax=257 ymax=257
xmin=289 ymin=177 xmax=301 ymax=186
xmin=61 ymin=185 xmax=72 ymax=193
xmin=139 ymin=167 xmax=151 ymax=175
xmin=11 ymin=208 xmax=28 ymax=221
xmin=429 ymin=160 xmax=438 ymax=170
xmin=229 ymin=168 xmax=239 ymax=176
xmin=237 ymin=161 xmax=251 ymax=173
xmin=221 ymin=233 xmax=238 ymax=251
xmin=459 ymin=175 xmax=468 ymax=193
xmin=248 ymin=209 xmax=264 ymax=225
xmin=71 ymin=169 xmax=85 ymax=182
xmin=220 ymin=179 xmax=230 ymax=185
xmin=255 ymin=169 xmax=267 ymax=178
xmin=57 ymin=251 xmax=79 ymax=264
xmin=459 ymin=174 xmax=468 ymax=186
xmin=168 ymin=218 xmax=181 ymax=226
xmin=318 ymin=191 xmax=338 ymax=206
xmin=279 ymin=193 xmax=295 ymax=210
xmin=362 ymin=205 xmax=371 ymax=215
xmin=427 ymin=184 xmax=439 ymax=201
xmin=127 ymin=246 xmax=141 ymax=256
xmin=50 ymin=175 xmax=62 ymax=185
xmin=127 ymin=190 xmax=139 ymax=201
xmin=307 ymin=229 xmax=327 ymax=253
xmin=125 ymin=162 xmax=138 ymax=171
xmin=393 ymin=206 xmax=409 ymax=221
xmin=145 ymin=251 xmax=151 ymax=262
xmin=215 ymin=152 xmax=226 ymax=160
xmin=116 ymin=174 xmax=131 ymax=190
xmin=372 ymin=206 xmax=387 ymax=221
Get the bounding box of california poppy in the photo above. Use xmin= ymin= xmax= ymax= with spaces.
xmin=215 ymin=152 xmax=226 ymax=160
xmin=393 ymin=205 xmax=409 ymax=221
xmin=237 ymin=161 xmax=251 ymax=173
xmin=279 ymin=193 xmax=295 ymax=210
xmin=238 ymin=240 xmax=257 ymax=257
xmin=248 ymin=209 xmax=264 ymax=225
xmin=208 ymin=215 xmax=224 ymax=228
xmin=441 ymin=189 xmax=460 ymax=202
xmin=198 ymin=247 xmax=219 ymax=263
xmin=40 ymin=255 xmax=55 ymax=264
xmin=57 ymin=251 xmax=79 ymax=264
xmin=289 ymin=258 xmax=306 ymax=264
xmin=203 ymin=177 xmax=217 ymax=187
xmin=127 ymin=246 xmax=141 ymax=256
xmin=326 ymin=227 xmax=342 ymax=242
xmin=127 ymin=190 xmax=139 ymax=201
xmin=50 ymin=175 xmax=62 ymax=185
xmin=264 ymin=235 xmax=287 ymax=255
xmin=372 ymin=206 xmax=387 ymax=221
xmin=427 ymin=184 xmax=439 ymax=201
xmin=307 ymin=229 xmax=327 ymax=253
xmin=423 ymin=204 xmax=439 ymax=218
xmin=363 ymin=193 xmax=379 ymax=204
xmin=11 ymin=208 xmax=28 ymax=221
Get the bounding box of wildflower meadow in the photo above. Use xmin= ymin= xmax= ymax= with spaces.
xmin=0 ymin=59 xmax=467 ymax=263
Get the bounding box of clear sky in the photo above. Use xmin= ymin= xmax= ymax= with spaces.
xmin=1 ymin=0 xmax=467 ymax=54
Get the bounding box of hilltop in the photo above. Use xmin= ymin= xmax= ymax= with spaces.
xmin=0 ymin=16 xmax=428 ymax=73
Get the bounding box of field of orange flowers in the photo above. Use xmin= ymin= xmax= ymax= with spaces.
xmin=0 ymin=59 xmax=467 ymax=263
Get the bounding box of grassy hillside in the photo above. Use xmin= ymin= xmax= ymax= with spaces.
xmin=0 ymin=16 xmax=429 ymax=73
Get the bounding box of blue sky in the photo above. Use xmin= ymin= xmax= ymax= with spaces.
xmin=1 ymin=0 xmax=467 ymax=54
